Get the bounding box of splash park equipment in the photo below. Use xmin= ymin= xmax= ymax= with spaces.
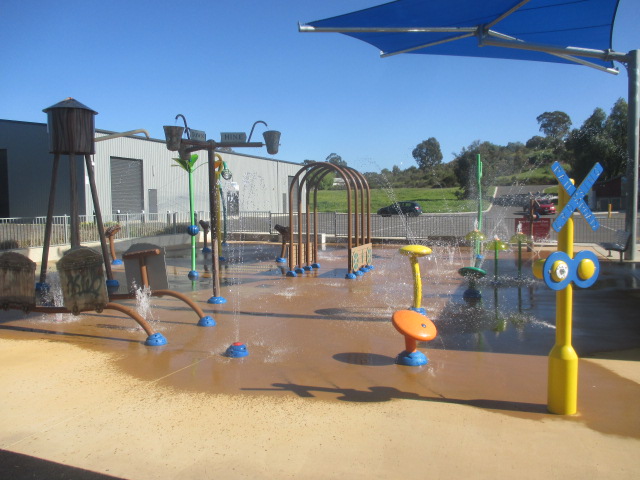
xmin=459 ymin=230 xmax=486 ymax=300
xmin=5 ymin=98 xmax=165 ymax=346
xmin=398 ymin=245 xmax=432 ymax=315
xmin=170 ymin=115 xmax=204 ymax=280
xmin=510 ymin=224 xmax=531 ymax=282
xmin=199 ymin=220 xmax=212 ymax=253
xmin=391 ymin=309 xmax=437 ymax=366
xmin=532 ymin=161 xmax=602 ymax=415
xmin=458 ymin=155 xmax=486 ymax=299
xmin=163 ymin=120 xmax=280 ymax=304
xmin=486 ymin=236 xmax=509 ymax=284
xmin=115 ymin=243 xmax=216 ymax=327
xmin=274 ymin=224 xmax=290 ymax=263
xmin=213 ymin=153 xmax=232 ymax=261
xmin=285 ymin=162 xmax=372 ymax=278
xmin=0 ymin=248 xmax=166 ymax=346
xmin=105 ymin=224 xmax=123 ymax=265
xmin=225 ymin=342 xmax=249 ymax=358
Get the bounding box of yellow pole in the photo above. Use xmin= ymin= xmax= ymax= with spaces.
xmin=608 ymin=203 xmax=612 ymax=218
xmin=410 ymin=256 xmax=422 ymax=310
xmin=548 ymin=180 xmax=578 ymax=415
xmin=399 ymin=245 xmax=432 ymax=312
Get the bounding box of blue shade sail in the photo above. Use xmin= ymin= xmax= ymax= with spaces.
xmin=302 ymin=0 xmax=621 ymax=69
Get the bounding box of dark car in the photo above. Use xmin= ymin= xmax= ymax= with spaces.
xmin=377 ymin=201 xmax=423 ymax=217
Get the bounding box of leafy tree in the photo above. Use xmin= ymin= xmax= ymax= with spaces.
xmin=566 ymin=99 xmax=627 ymax=182
xmin=536 ymin=111 xmax=572 ymax=140
xmin=412 ymin=137 xmax=443 ymax=170
xmin=326 ymin=153 xmax=347 ymax=167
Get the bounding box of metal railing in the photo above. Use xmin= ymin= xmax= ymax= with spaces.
xmin=0 ymin=211 xmax=635 ymax=250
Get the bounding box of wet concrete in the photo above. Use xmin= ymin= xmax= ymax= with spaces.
xmin=1 ymin=242 xmax=639 ymax=478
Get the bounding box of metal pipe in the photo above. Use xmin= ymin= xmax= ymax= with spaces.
xmin=175 ymin=114 xmax=190 ymax=139
xmin=480 ymin=34 xmax=630 ymax=65
xmin=94 ymin=129 xmax=150 ymax=142
xmin=247 ymin=121 xmax=267 ymax=142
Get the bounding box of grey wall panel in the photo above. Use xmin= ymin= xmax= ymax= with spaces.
xmin=0 ymin=120 xmax=85 ymax=217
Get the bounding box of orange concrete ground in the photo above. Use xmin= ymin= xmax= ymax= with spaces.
xmin=0 ymin=242 xmax=639 ymax=479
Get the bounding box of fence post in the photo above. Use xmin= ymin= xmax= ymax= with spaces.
xmin=334 ymin=212 xmax=337 ymax=237
xmin=63 ymin=215 xmax=69 ymax=245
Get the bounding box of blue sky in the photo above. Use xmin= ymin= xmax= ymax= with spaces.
xmin=1 ymin=1 xmax=638 ymax=174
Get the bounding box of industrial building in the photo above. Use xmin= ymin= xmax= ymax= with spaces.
xmin=0 ymin=119 xmax=302 ymax=219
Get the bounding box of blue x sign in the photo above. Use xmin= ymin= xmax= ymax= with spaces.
xmin=551 ymin=162 xmax=603 ymax=233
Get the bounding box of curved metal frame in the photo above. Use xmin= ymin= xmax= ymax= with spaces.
xmin=287 ymin=162 xmax=371 ymax=275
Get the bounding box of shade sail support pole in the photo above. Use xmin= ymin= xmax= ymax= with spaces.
xmin=381 ymin=33 xmax=474 ymax=58
xmin=485 ymin=0 xmax=532 ymax=30
xmin=625 ymin=49 xmax=639 ymax=261
xmin=480 ymin=34 xmax=630 ymax=64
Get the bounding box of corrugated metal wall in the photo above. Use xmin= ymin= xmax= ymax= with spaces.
xmin=89 ymin=131 xmax=302 ymax=216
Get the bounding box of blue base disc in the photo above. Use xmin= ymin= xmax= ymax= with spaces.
xmin=145 ymin=332 xmax=167 ymax=346
xmin=188 ymin=270 xmax=199 ymax=280
xmin=219 ymin=256 xmax=226 ymax=262
xmin=201 ymin=247 xmax=212 ymax=253
xmin=111 ymin=259 xmax=123 ymax=266
xmin=311 ymin=263 xmax=321 ymax=269
xmin=207 ymin=296 xmax=227 ymax=304
xmin=197 ymin=315 xmax=216 ymax=327
xmin=106 ymin=279 xmax=120 ymax=294
xmin=35 ymin=282 xmax=50 ymax=292
xmin=286 ymin=271 xmax=297 ymax=277
xmin=345 ymin=272 xmax=357 ymax=279
xmin=355 ymin=269 xmax=364 ymax=276
xmin=463 ymin=288 xmax=482 ymax=299
xmin=396 ymin=350 xmax=428 ymax=366
xmin=226 ymin=343 xmax=249 ymax=358
xmin=409 ymin=307 xmax=427 ymax=316
xmin=303 ymin=265 xmax=312 ymax=271
xmin=295 ymin=267 xmax=305 ymax=274
xmin=276 ymin=257 xmax=287 ymax=263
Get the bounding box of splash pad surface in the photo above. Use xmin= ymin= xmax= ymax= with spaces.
xmin=1 ymin=242 xmax=639 ymax=478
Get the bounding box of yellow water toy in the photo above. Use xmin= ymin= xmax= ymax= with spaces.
xmin=399 ymin=244 xmax=432 ymax=315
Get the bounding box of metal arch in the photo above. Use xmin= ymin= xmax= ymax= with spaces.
xmin=287 ymin=162 xmax=371 ymax=274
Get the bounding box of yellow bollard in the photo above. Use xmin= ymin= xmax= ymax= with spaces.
xmin=548 ymin=180 xmax=578 ymax=415
xmin=608 ymin=203 xmax=612 ymax=218
xmin=399 ymin=245 xmax=432 ymax=313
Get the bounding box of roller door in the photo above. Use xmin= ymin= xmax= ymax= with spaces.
xmin=111 ymin=157 xmax=143 ymax=214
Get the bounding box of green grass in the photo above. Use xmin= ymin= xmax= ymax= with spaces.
xmin=314 ymin=187 xmax=495 ymax=213
xmin=495 ymin=164 xmax=568 ymax=186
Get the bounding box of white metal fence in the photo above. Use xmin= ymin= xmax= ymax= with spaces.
xmin=0 ymin=211 xmax=633 ymax=250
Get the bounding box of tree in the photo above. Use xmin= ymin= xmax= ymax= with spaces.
xmin=326 ymin=153 xmax=347 ymax=167
xmin=536 ymin=111 xmax=572 ymax=140
xmin=566 ymin=99 xmax=627 ymax=182
xmin=412 ymin=137 xmax=443 ymax=170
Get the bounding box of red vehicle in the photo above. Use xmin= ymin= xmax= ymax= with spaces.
xmin=536 ymin=201 xmax=556 ymax=215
